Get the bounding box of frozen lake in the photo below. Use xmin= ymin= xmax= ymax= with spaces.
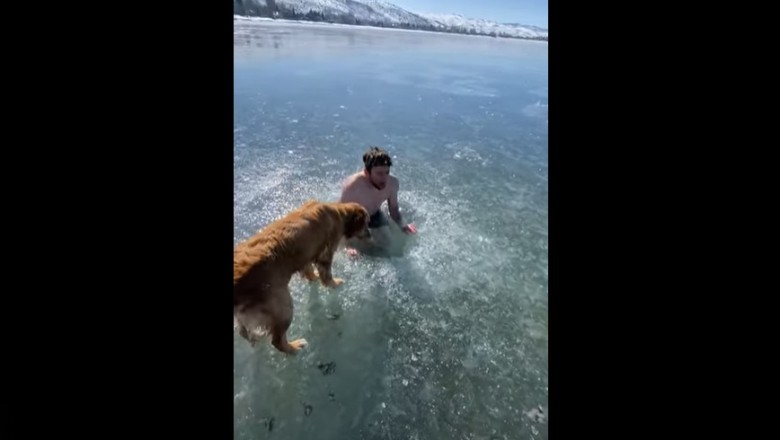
xmin=234 ymin=18 xmax=548 ymax=440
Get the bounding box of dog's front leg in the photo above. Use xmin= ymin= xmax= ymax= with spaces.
xmin=316 ymin=242 xmax=343 ymax=287
xmin=299 ymin=263 xmax=319 ymax=281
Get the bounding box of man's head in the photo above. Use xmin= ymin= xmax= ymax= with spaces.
xmin=362 ymin=146 xmax=392 ymax=189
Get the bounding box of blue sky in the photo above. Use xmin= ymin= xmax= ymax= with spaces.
xmin=391 ymin=0 xmax=548 ymax=28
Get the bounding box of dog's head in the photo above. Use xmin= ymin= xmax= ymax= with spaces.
xmin=342 ymin=203 xmax=371 ymax=239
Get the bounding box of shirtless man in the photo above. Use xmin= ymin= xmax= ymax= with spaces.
xmin=339 ymin=146 xmax=417 ymax=256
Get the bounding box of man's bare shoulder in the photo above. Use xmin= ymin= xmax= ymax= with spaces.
xmin=389 ymin=175 xmax=400 ymax=191
xmin=342 ymin=172 xmax=365 ymax=188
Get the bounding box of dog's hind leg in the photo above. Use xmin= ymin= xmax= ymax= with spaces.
xmin=269 ymin=287 xmax=308 ymax=354
xmin=234 ymin=314 xmax=251 ymax=342
xmin=235 ymin=302 xmax=274 ymax=348
xmin=237 ymin=324 xmax=250 ymax=343
xmin=271 ymin=324 xmax=308 ymax=354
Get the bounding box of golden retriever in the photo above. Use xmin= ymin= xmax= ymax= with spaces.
xmin=233 ymin=200 xmax=370 ymax=354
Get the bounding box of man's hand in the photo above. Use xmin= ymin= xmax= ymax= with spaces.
xmin=402 ymin=223 xmax=417 ymax=234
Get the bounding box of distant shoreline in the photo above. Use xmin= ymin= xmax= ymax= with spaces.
xmin=234 ymin=15 xmax=548 ymax=43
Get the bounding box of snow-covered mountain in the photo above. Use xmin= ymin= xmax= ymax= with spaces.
xmin=350 ymin=0 xmax=430 ymax=26
xmin=233 ymin=0 xmax=548 ymax=40
xmin=419 ymin=13 xmax=548 ymax=39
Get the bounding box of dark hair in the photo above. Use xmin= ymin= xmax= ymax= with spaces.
xmin=363 ymin=146 xmax=392 ymax=172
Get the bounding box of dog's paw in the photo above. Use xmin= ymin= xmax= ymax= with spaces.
xmin=301 ymin=269 xmax=319 ymax=281
xmin=289 ymin=338 xmax=308 ymax=351
xmin=327 ymin=278 xmax=344 ymax=287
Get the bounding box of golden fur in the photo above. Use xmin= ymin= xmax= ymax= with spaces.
xmin=233 ymin=200 xmax=370 ymax=354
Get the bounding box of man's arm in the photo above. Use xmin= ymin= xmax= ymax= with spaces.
xmin=388 ymin=180 xmax=417 ymax=234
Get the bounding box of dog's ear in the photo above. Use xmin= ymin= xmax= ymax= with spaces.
xmin=345 ymin=206 xmax=369 ymax=236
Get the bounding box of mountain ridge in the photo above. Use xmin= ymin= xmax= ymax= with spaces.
xmin=233 ymin=0 xmax=548 ymax=41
